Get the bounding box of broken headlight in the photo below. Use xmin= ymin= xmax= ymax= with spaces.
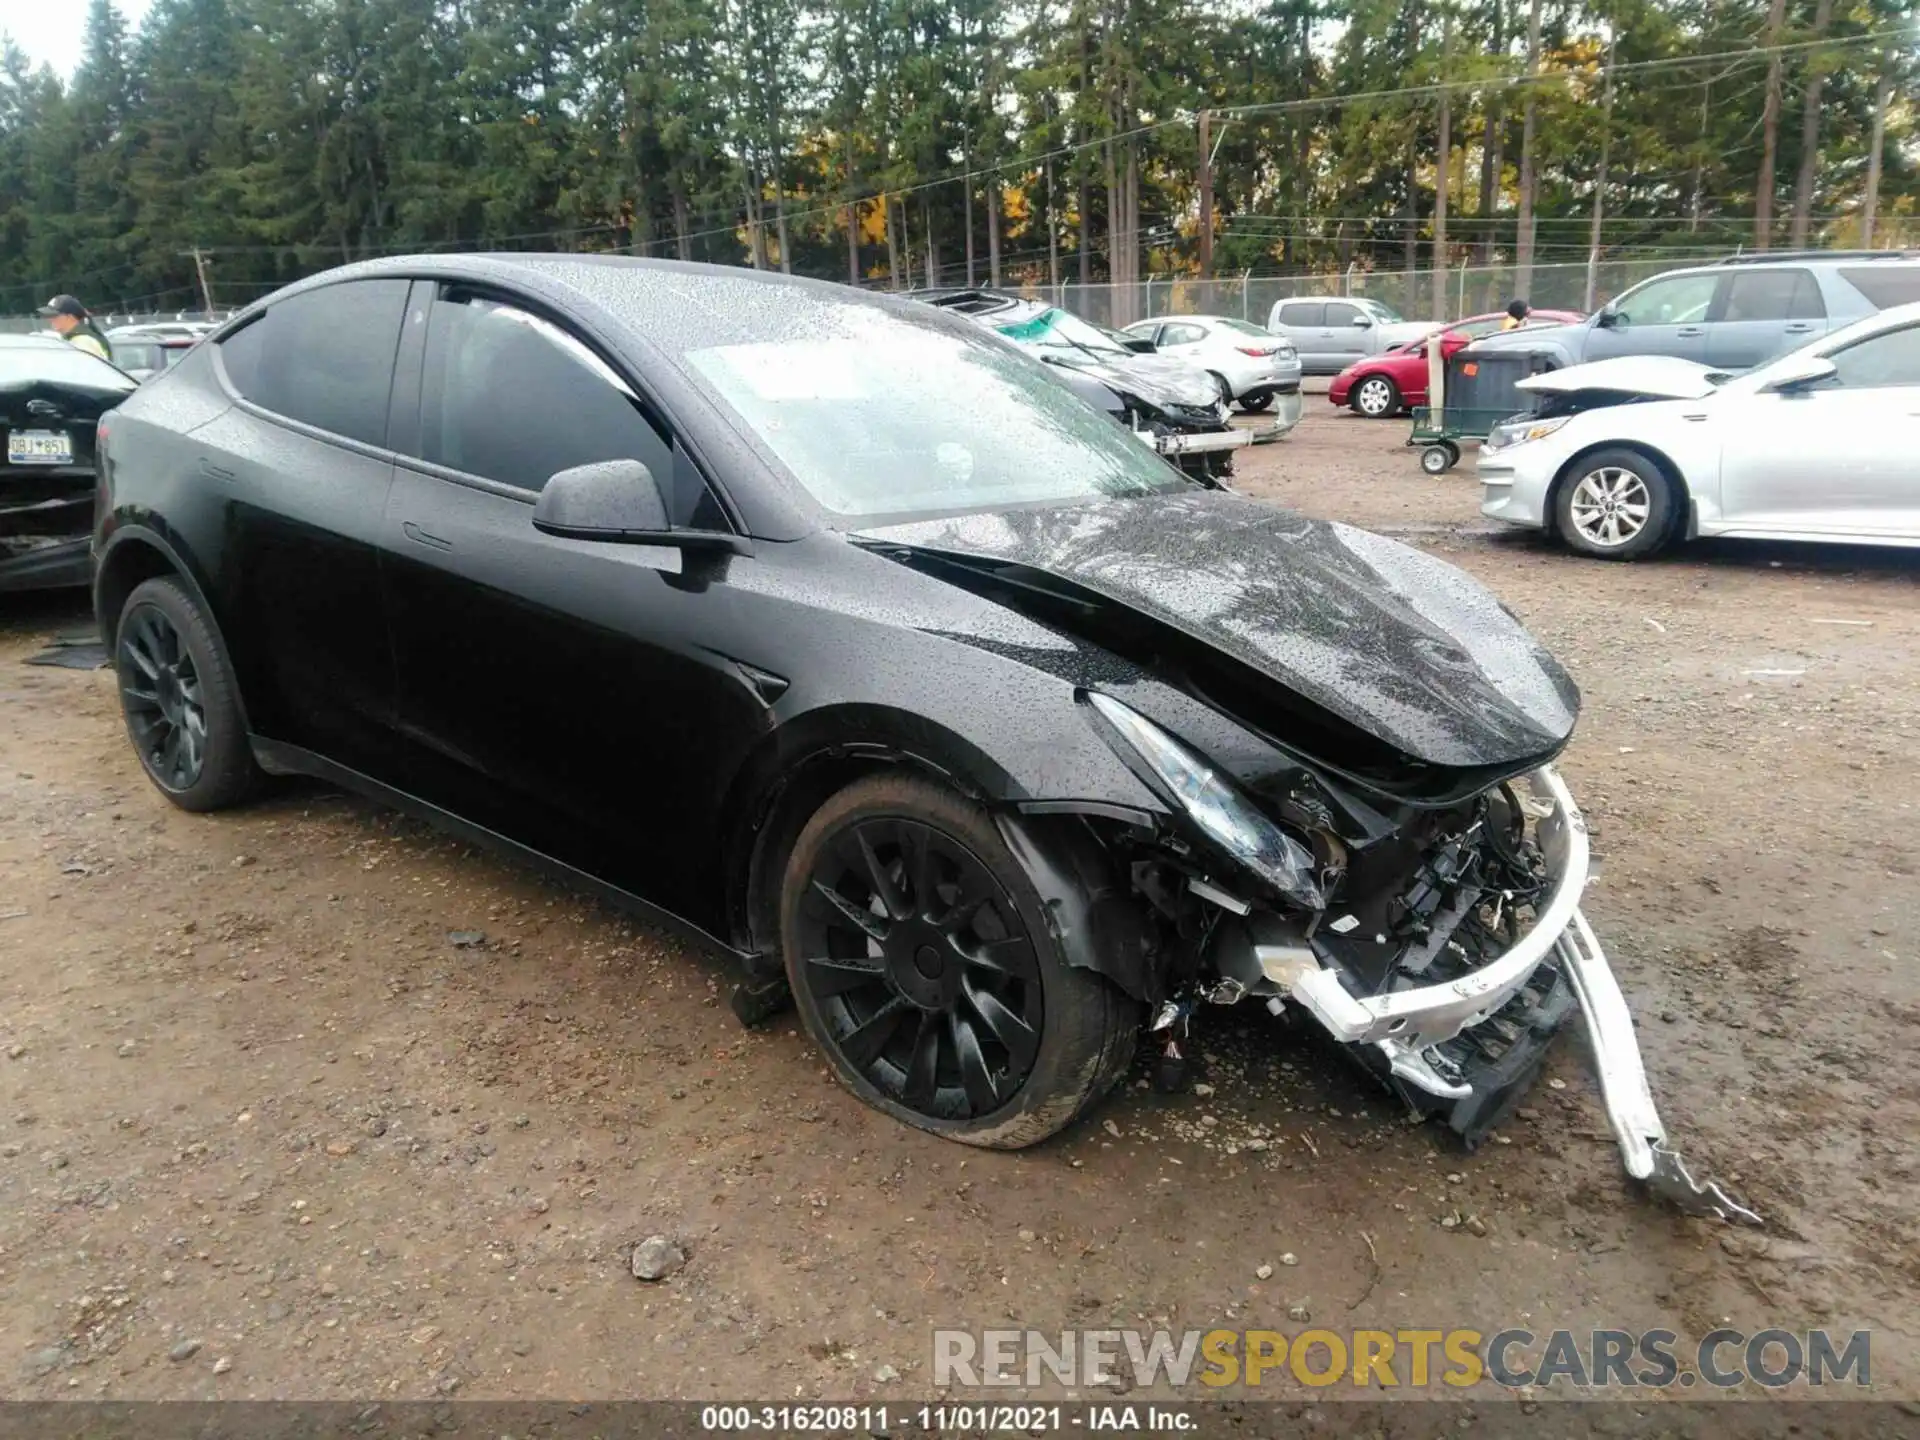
xmin=1086 ymin=693 xmax=1324 ymax=910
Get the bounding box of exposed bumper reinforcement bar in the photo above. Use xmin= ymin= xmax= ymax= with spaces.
xmin=1285 ymin=766 xmax=1760 ymax=1225
xmin=1146 ymin=428 xmax=1255 ymax=457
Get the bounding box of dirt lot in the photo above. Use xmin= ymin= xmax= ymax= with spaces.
xmin=2 ymin=400 xmax=1917 ymax=1406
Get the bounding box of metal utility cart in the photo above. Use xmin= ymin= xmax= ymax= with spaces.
xmin=1407 ymin=337 xmax=1562 ymax=474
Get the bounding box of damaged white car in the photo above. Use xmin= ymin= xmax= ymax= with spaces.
xmin=1479 ymin=300 xmax=1920 ymax=559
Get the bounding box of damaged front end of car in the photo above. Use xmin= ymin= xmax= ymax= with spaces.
xmin=1030 ymin=692 xmax=1759 ymax=1226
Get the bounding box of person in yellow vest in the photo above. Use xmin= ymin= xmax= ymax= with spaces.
xmin=1499 ymin=298 xmax=1532 ymax=331
xmin=38 ymin=295 xmax=113 ymax=363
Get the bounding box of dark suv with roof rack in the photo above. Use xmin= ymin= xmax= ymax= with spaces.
xmin=1469 ymin=251 xmax=1920 ymax=371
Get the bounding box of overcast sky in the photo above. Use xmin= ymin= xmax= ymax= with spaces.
xmin=1 ymin=0 xmax=155 ymax=78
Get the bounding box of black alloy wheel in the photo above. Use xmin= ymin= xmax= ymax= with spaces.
xmin=119 ymin=601 xmax=207 ymax=792
xmin=794 ymin=814 xmax=1044 ymax=1118
xmin=114 ymin=576 xmax=260 ymax=811
xmin=781 ymin=774 xmax=1138 ymax=1148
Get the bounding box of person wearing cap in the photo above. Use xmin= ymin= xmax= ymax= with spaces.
xmin=37 ymin=296 xmax=113 ymax=363
xmin=1499 ymin=298 xmax=1532 ymax=331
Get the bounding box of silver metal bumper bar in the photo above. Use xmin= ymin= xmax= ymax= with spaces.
xmin=1143 ymin=427 xmax=1255 ymax=457
xmin=1284 ymin=766 xmax=1760 ymax=1225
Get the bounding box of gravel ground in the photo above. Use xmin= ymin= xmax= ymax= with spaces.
xmin=2 ymin=401 xmax=1916 ymax=1405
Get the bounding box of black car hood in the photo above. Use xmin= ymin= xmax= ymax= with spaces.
xmin=854 ymin=491 xmax=1579 ymax=770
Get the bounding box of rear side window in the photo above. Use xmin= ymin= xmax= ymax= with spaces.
xmin=416 ymin=293 xmax=676 ymax=498
xmin=1839 ymin=266 xmax=1920 ymax=310
xmin=218 ymin=280 xmax=409 ymax=447
xmin=0 ymin=343 xmax=135 ymax=392
xmin=1276 ymin=302 xmax=1323 ymax=327
xmin=1720 ymin=269 xmax=1824 ymax=322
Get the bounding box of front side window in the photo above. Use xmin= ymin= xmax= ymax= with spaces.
xmin=685 ymin=316 xmax=1188 ymax=520
xmin=1721 ymin=269 xmax=1824 ymax=323
xmin=1826 ymin=324 xmax=1920 ymax=389
xmin=416 ymin=293 xmax=676 ymax=498
xmin=1324 ymin=301 xmax=1365 ymax=326
xmin=1612 ymin=273 xmax=1718 ymax=328
xmin=217 ymin=280 xmax=409 ymax=447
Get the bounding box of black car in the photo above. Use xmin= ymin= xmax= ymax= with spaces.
xmin=1 ymin=335 xmax=136 ymax=593
xmin=94 ymin=256 xmax=1749 ymax=1219
xmin=920 ymin=290 xmax=1254 ymax=480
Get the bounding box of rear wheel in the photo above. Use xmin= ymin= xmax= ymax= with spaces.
xmin=1554 ymin=448 xmax=1675 ymax=561
xmin=780 ymin=774 xmax=1138 ymax=1149
xmin=1351 ymin=374 xmax=1399 ymax=418
xmin=115 ymin=576 xmax=260 ymax=811
xmin=1237 ymin=390 xmax=1274 ymax=414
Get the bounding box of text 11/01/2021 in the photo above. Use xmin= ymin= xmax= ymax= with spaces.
xmin=700 ymin=1405 xmax=1195 ymax=1432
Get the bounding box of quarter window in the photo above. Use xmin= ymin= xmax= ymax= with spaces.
xmin=1826 ymin=325 xmax=1920 ymax=389
xmin=415 ymin=293 xmax=676 ymax=499
xmin=216 ymin=280 xmax=409 ymax=447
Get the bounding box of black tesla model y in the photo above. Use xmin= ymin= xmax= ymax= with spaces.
xmin=92 ymin=256 xmax=1750 ymax=1218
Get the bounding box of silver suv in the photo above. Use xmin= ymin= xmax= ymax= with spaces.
xmin=1470 ymin=251 xmax=1920 ymax=371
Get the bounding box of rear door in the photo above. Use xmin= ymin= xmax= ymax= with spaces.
xmin=1587 ymin=271 xmax=1719 ymax=364
xmin=184 ymin=278 xmax=409 ymax=775
xmin=1718 ymin=319 xmax=1920 ymax=539
xmin=1705 ymin=267 xmax=1826 ymax=370
xmin=1271 ymin=301 xmax=1325 ymax=368
xmin=379 ymin=284 xmax=765 ymax=925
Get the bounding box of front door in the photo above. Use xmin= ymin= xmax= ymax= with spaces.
xmin=1587 ymin=271 xmax=1720 ymax=364
xmin=1717 ymin=320 xmax=1920 ymax=539
xmin=1320 ymin=300 xmax=1373 ymax=366
xmin=378 ymin=285 xmax=769 ymax=934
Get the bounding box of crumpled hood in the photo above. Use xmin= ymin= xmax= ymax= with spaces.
xmin=1519 ymin=354 xmax=1725 ymax=401
xmin=1047 ymin=352 xmax=1223 ymax=411
xmin=855 ymin=491 xmax=1579 ymax=770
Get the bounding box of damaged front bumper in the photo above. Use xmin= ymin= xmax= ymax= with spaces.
xmin=1279 ymin=767 xmax=1759 ymax=1225
xmin=1143 ymin=426 xmax=1254 ymax=458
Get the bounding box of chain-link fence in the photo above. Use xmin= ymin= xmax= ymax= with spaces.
xmin=1028 ymin=257 xmax=1698 ymax=329
xmin=0 ymin=310 xmax=232 ymax=337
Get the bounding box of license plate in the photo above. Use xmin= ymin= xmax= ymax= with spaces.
xmin=7 ymin=429 xmax=74 ymax=466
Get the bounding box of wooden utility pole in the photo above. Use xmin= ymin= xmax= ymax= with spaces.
xmin=987 ymin=177 xmax=1002 ymax=287
xmin=1514 ymin=0 xmax=1543 ymax=297
xmin=1197 ymin=108 xmax=1214 ymax=281
xmin=1863 ymin=68 xmax=1890 ymax=246
xmin=1755 ymin=0 xmax=1787 ymax=250
xmin=1585 ymin=32 xmax=1616 ymax=312
xmin=1790 ymin=0 xmax=1835 ymax=248
xmin=845 ymin=136 xmax=860 ymax=287
xmin=181 ymin=248 xmax=214 ymax=313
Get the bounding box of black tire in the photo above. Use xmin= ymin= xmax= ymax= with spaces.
xmin=1553 ymin=447 xmax=1675 ymax=561
xmin=114 ymin=576 xmax=260 ymax=811
xmin=1421 ymin=443 xmax=1458 ymax=475
xmin=1350 ymin=373 xmax=1400 ymax=418
xmin=1237 ymin=390 xmax=1274 ymax=414
xmin=1206 ymin=372 xmax=1233 ymax=405
xmin=780 ymin=773 xmax=1139 ymax=1149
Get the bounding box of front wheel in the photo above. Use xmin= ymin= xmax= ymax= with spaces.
xmin=1351 ymin=374 xmax=1400 ymax=418
xmin=1554 ymin=448 xmax=1675 ymax=560
xmin=780 ymin=774 xmax=1139 ymax=1149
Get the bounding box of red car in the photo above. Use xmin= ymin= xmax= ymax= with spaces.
xmin=1328 ymin=310 xmax=1585 ymax=417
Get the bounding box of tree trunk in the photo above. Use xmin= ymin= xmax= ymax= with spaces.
xmin=1045 ymin=154 xmax=1060 ymax=288
xmin=845 ymin=135 xmax=860 ymax=285
xmin=773 ymin=164 xmax=791 ymax=274
xmin=1514 ymin=0 xmax=1542 ymax=296
xmin=672 ymin=181 xmax=691 ymax=262
xmin=987 ymin=175 xmax=1002 ymax=287
xmin=891 ymin=194 xmax=909 ymax=288
xmin=963 ymin=146 xmax=977 ymax=285
xmin=1432 ymin=12 xmax=1452 ymax=324
xmin=1754 ymin=0 xmax=1787 ymax=251
xmin=1862 ymin=69 xmax=1890 ymax=246
xmin=1689 ymin=77 xmax=1710 ymax=233
xmin=1076 ymin=10 xmax=1092 ymax=288
xmin=1585 ymin=34 xmax=1615 ymax=312
xmin=744 ymin=165 xmax=766 ymax=269
xmin=923 ymin=192 xmax=939 ymax=287
xmin=1476 ymin=0 xmax=1502 ymax=271
xmin=1789 ymin=0 xmax=1834 ymax=249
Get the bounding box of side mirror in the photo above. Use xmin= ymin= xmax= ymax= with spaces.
xmin=1596 ymin=308 xmax=1622 ymax=330
xmin=1764 ymin=353 xmax=1837 ymax=393
xmin=1351 ymin=315 xmax=1373 ymax=328
xmin=531 ymin=460 xmax=751 ymax=554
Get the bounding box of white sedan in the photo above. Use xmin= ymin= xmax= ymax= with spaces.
xmin=1479 ymin=301 xmax=1920 ymax=559
xmin=1120 ymin=314 xmax=1304 ymax=421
